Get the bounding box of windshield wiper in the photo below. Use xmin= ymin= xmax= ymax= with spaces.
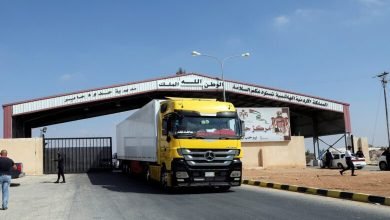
xmin=218 ymin=136 xmax=238 ymax=140
xmin=176 ymin=133 xmax=205 ymax=139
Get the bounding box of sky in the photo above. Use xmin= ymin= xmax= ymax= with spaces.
xmin=1 ymin=0 xmax=390 ymax=152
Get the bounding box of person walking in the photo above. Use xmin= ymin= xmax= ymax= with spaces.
xmin=0 ymin=149 xmax=16 ymax=210
xmin=53 ymin=152 xmax=65 ymax=183
xmin=340 ymin=146 xmax=356 ymax=176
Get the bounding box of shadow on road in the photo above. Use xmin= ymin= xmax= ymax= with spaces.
xmin=10 ymin=183 xmax=20 ymax=187
xmin=40 ymin=181 xmax=57 ymax=183
xmin=87 ymin=171 xmax=235 ymax=195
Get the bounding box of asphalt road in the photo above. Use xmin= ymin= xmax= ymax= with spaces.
xmin=1 ymin=171 xmax=389 ymax=220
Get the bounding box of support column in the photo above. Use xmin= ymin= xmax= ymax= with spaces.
xmin=3 ymin=105 xmax=13 ymax=138
xmin=312 ymin=114 xmax=319 ymax=159
xmin=313 ymin=136 xmax=319 ymax=159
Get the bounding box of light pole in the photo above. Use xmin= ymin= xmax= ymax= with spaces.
xmin=40 ymin=127 xmax=47 ymax=138
xmin=376 ymin=72 xmax=390 ymax=148
xmin=192 ymin=51 xmax=250 ymax=102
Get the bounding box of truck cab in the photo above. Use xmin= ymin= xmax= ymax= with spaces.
xmin=155 ymin=98 xmax=243 ymax=190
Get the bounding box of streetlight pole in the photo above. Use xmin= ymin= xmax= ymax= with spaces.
xmin=376 ymin=72 xmax=390 ymax=148
xmin=40 ymin=127 xmax=47 ymax=138
xmin=192 ymin=51 xmax=250 ymax=102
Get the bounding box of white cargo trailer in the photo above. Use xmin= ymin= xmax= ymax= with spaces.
xmin=116 ymin=100 xmax=161 ymax=162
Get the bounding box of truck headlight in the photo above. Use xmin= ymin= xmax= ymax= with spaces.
xmin=177 ymin=148 xmax=190 ymax=156
xmin=230 ymin=171 xmax=241 ymax=177
xmin=228 ymin=149 xmax=240 ymax=156
xmin=176 ymin=171 xmax=189 ymax=178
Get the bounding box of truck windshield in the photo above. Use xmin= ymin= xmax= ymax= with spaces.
xmin=172 ymin=116 xmax=240 ymax=139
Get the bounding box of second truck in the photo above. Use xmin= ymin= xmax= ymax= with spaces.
xmin=116 ymin=97 xmax=243 ymax=190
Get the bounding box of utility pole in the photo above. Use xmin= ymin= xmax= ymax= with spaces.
xmin=376 ymin=72 xmax=390 ymax=148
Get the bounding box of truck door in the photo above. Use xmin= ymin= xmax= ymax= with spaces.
xmin=160 ymin=116 xmax=170 ymax=166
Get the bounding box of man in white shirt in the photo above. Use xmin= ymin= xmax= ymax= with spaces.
xmin=339 ymin=145 xmax=356 ymax=176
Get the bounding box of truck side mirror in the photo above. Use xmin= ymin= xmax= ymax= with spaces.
xmin=240 ymin=120 xmax=245 ymax=138
xmin=162 ymin=128 xmax=167 ymax=136
xmin=162 ymin=119 xmax=168 ymax=136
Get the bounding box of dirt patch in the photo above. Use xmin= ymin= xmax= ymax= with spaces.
xmin=243 ymin=167 xmax=390 ymax=197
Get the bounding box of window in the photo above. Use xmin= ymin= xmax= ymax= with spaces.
xmin=172 ymin=116 xmax=240 ymax=139
xmin=162 ymin=118 xmax=168 ymax=136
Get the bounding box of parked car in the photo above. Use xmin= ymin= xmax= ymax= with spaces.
xmin=11 ymin=162 xmax=25 ymax=179
xmin=378 ymin=152 xmax=389 ymax=171
xmin=320 ymin=152 xmax=366 ymax=169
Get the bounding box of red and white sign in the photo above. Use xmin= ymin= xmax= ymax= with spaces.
xmin=237 ymin=107 xmax=291 ymax=142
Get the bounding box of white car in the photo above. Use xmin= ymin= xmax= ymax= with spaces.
xmin=320 ymin=152 xmax=366 ymax=169
xmin=378 ymin=152 xmax=389 ymax=171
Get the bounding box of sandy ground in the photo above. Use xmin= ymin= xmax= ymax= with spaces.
xmin=243 ymin=167 xmax=390 ymax=197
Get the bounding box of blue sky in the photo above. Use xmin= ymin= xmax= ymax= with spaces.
xmin=1 ymin=0 xmax=390 ymax=151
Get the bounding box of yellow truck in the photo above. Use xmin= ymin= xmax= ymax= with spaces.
xmin=116 ymin=97 xmax=243 ymax=190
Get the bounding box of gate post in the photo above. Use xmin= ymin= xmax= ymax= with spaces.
xmin=42 ymin=136 xmax=46 ymax=174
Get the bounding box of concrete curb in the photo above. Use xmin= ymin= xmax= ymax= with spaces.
xmin=242 ymin=180 xmax=390 ymax=206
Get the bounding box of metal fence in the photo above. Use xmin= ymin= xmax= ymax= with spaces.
xmin=43 ymin=137 xmax=112 ymax=174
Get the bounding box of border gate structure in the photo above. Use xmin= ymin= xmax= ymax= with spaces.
xmin=3 ymin=73 xmax=352 ymax=159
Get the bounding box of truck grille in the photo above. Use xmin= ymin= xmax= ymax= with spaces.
xmin=181 ymin=149 xmax=236 ymax=167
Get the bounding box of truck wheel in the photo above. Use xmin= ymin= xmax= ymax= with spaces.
xmin=122 ymin=164 xmax=127 ymax=173
xmin=337 ymin=163 xmax=344 ymax=169
xmin=379 ymin=162 xmax=387 ymax=171
xmin=160 ymin=167 xmax=170 ymax=191
xmin=145 ymin=166 xmax=151 ymax=182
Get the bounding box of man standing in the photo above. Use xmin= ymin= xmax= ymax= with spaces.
xmin=325 ymin=150 xmax=333 ymax=168
xmin=340 ymin=146 xmax=356 ymax=176
xmin=0 ymin=149 xmax=16 ymax=210
xmin=54 ymin=152 xmax=65 ymax=183
xmin=355 ymin=147 xmax=365 ymax=158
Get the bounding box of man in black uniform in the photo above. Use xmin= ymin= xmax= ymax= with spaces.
xmin=355 ymin=147 xmax=365 ymax=158
xmin=0 ymin=149 xmax=16 ymax=210
xmin=325 ymin=150 xmax=333 ymax=168
xmin=54 ymin=152 xmax=65 ymax=183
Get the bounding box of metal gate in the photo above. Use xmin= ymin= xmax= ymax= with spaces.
xmin=43 ymin=137 xmax=112 ymax=174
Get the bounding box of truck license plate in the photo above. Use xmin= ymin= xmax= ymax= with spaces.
xmin=205 ymin=172 xmax=215 ymax=177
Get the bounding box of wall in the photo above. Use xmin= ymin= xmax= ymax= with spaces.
xmin=241 ymin=136 xmax=306 ymax=168
xmin=0 ymin=138 xmax=43 ymax=175
xmin=0 ymin=136 xmax=311 ymax=173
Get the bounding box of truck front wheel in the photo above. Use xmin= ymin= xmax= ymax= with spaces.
xmin=145 ymin=166 xmax=151 ymax=182
xmin=160 ymin=167 xmax=170 ymax=190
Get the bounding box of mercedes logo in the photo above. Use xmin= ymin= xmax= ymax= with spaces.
xmin=205 ymin=151 xmax=215 ymax=161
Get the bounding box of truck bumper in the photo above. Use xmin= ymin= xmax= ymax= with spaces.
xmin=171 ymin=159 xmax=242 ymax=187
